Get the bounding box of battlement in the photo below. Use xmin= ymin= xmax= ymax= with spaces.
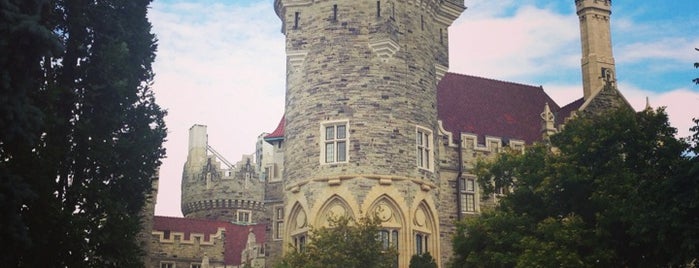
xmin=152 ymin=228 xmax=224 ymax=245
xmin=182 ymin=199 xmax=265 ymax=216
xmin=274 ymin=0 xmax=465 ymax=33
xmin=575 ymin=0 xmax=612 ymax=13
xmin=274 ymin=0 xmax=465 ymax=17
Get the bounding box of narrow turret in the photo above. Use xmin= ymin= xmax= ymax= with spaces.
xmin=576 ymin=0 xmax=616 ymax=100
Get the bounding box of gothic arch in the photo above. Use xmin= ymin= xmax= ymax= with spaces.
xmin=286 ymin=202 xmax=308 ymax=237
xmin=413 ymin=200 xmax=437 ymax=233
xmin=412 ymin=200 xmax=439 ymax=258
xmin=367 ymin=194 xmax=406 ymax=229
xmin=315 ymin=195 xmax=356 ymax=227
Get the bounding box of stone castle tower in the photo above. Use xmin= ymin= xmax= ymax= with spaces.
xmin=576 ymin=0 xmax=616 ymax=100
xmin=181 ymin=125 xmax=265 ymax=223
xmin=162 ymin=1 xmax=627 ymax=267
xmin=274 ymin=0 xmax=464 ymax=266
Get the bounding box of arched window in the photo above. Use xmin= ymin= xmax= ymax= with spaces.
xmin=288 ymin=202 xmax=308 ymax=252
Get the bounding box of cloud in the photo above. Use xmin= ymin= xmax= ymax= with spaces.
xmin=149 ymin=1 xmax=286 ymax=216
xmin=448 ymin=5 xmax=579 ymax=81
xmin=618 ymin=82 xmax=699 ymax=138
xmin=616 ymin=37 xmax=699 ymax=64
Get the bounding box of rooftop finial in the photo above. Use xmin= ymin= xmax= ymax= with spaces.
xmin=541 ymin=103 xmax=557 ymax=141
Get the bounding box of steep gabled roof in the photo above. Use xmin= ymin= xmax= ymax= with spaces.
xmin=153 ymin=216 xmax=266 ymax=265
xmin=437 ymin=73 xmax=561 ymax=144
xmin=264 ymin=116 xmax=285 ymax=142
xmin=556 ymin=97 xmax=584 ymax=125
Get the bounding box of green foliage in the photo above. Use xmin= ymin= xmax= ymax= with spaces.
xmin=452 ymin=108 xmax=699 ymax=267
xmin=0 ymin=0 xmax=165 ymax=267
xmin=1 ymin=0 xmax=62 ymax=257
xmin=694 ymin=48 xmax=698 ymax=85
xmin=279 ymin=215 xmax=397 ymax=268
xmin=409 ymin=252 xmax=438 ymax=268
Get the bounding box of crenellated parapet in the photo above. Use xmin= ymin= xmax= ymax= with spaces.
xmin=151 ymin=227 xmax=225 ymax=245
xmin=274 ymin=0 xmax=465 ymax=30
xmin=575 ymin=0 xmax=611 ymax=12
xmin=182 ymin=199 xmax=265 ymax=217
xmin=576 ymin=0 xmax=611 ymax=22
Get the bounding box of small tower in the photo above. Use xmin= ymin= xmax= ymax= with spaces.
xmin=181 ymin=125 xmax=265 ymax=223
xmin=576 ymin=0 xmax=616 ymax=100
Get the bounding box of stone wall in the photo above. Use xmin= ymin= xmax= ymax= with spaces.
xmin=274 ymin=1 xmax=464 ymax=266
xmin=181 ymin=126 xmax=266 ymax=223
xmin=576 ymin=0 xmax=615 ymax=100
xmin=148 ymin=228 xmax=226 ymax=268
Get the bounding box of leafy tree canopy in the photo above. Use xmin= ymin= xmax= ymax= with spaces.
xmin=0 ymin=0 xmax=165 ymax=267
xmin=452 ymin=108 xmax=699 ymax=267
xmin=409 ymin=252 xmax=438 ymax=268
xmin=277 ymin=215 xmax=397 ymax=268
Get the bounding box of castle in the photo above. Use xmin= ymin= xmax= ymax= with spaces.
xmin=142 ymin=0 xmax=630 ymax=267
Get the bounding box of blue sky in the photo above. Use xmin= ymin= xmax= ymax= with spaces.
xmin=148 ymin=0 xmax=699 ymax=216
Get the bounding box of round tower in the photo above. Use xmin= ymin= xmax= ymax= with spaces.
xmin=274 ymin=0 xmax=464 ymax=265
xmin=576 ymin=0 xmax=616 ymax=100
xmin=181 ymin=125 xmax=265 ymax=223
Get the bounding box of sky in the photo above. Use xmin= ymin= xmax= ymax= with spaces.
xmin=148 ymin=0 xmax=699 ymax=217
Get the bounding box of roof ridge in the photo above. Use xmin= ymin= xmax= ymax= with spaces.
xmin=154 ymin=215 xmax=230 ymax=224
xmin=446 ymin=72 xmax=544 ymax=90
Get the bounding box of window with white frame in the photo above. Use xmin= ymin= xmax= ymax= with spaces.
xmin=274 ymin=207 xmax=284 ymax=240
xmin=322 ymin=121 xmax=348 ymax=164
xmin=237 ymin=210 xmax=251 ymax=223
xmin=160 ymin=262 xmax=175 ymax=268
xmin=460 ymin=176 xmax=477 ymax=213
xmin=416 ymin=126 xmax=433 ymax=170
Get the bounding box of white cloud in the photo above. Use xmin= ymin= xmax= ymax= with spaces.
xmin=616 ymin=37 xmax=699 ymax=64
xmin=448 ymin=5 xmax=579 ymax=80
xmin=618 ymin=82 xmax=699 ymax=138
xmin=150 ymin=1 xmax=286 ymax=216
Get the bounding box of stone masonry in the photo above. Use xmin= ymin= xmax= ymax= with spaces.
xmin=145 ymin=1 xmax=630 ymax=267
xmin=576 ymin=0 xmax=616 ymax=100
xmin=181 ymin=125 xmax=265 ymax=223
xmin=275 ymin=0 xmax=464 ymax=266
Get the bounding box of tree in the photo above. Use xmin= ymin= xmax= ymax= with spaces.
xmin=0 ymin=0 xmax=62 ymax=258
xmin=278 ymin=215 xmax=397 ymax=268
xmin=451 ymin=108 xmax=699 ymax=267
xmin=0 ymin=0 xmax=165 ymax=267
xmin=694 ymin=48 xmax=698 ymax=85
xmin=409 ymin=252 xmax=438 ymax=268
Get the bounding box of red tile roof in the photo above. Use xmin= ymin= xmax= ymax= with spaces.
xmin=264 ymin=116 xmax=285 ymax=142
xmin=437 ymin=73 xmax=562 ymax=144
xmin=153 ymin=216 xmax=266 ymax=265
